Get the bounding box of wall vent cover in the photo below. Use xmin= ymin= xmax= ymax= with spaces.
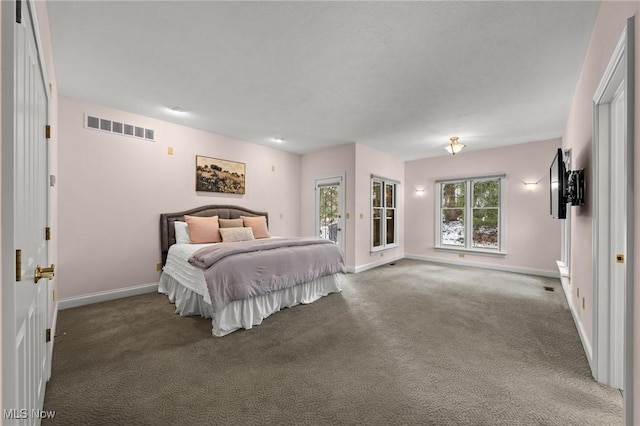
xmin=84 ymin=114 xmax=155 ymax=142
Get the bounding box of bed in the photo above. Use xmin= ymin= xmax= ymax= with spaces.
xmin=158 ymin=205 xmax=345 ymax=336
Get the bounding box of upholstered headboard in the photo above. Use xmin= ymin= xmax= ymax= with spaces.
xmin=160 ymin=205 xmax=269 ymax=265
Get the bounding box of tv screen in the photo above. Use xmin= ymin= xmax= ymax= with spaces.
xmin=550 ymin=148 xmax=567 ymax=219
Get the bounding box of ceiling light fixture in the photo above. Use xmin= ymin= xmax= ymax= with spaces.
xmin=445 ymin=136 xmax=465 ymax=156
xmin=271 ymin=137 xmax=285 ymax=143
xmin=167 ymin=106 xmax=186 ymax=114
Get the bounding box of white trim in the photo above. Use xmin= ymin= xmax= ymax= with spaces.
xmin=435 ymin=176 xmax=506 ymax=252
xmin=592 ymin=21 xmax=632 ymax=390
xmin=558 ymin=272 xmax=593 ymax=368
xmin=591 ymin=19 xmax=634 ymax=424
xmin=58 ymin=282 xmax=159 ymax=310
xmin=46 ymin=301 xmax=59 ymax=381
xmin=347 ymin=253 xmax=404 ymax=274
xmin=314 ymin=172 xmax=346 ymax=251
xmin=371 ymin=177 xmax=399 ymax=251
xmin=405 ymin=253 xmax=558 ymax=278
xmin=556 ymin=260 xmax=569 ymax=278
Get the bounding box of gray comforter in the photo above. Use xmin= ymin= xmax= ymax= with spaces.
xmin=189 ymin=237 xmax=346 ymax=312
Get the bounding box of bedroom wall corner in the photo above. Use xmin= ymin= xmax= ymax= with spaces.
xmin=353 ymin=143 xmax=405 ymax=269
xmin=404 ymin=138 xmax=562 ymax=275
xmin=300 ymin=143 xmax=356 ymax=268
xmin=57 ymin=97 xmax=302 ymax=300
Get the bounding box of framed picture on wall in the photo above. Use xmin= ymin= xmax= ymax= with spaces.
xmin=195 ymin=155 xmax=246 ymax=194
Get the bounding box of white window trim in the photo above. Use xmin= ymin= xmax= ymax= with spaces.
xmin=434 ymin=175 xmax=507 ymax=255
xmin=371 ymin=176 xmax=400 ymax=253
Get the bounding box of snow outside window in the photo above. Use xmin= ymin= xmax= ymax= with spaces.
xmin=436 ymin=176 xmax=505 ymax=253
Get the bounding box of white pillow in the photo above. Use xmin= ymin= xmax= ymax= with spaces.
xmin=219 ymin=227 xmax=255 ymax=243
xmin=174 ymin=221 xmax=190 ymax=245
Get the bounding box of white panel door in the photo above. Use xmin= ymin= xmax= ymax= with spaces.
xmin=3 ymin=1 xmax=51 ymax=424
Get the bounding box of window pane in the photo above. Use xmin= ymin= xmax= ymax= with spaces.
xmin=472 ymin=208 xmax=498 ymax=249
xmin=385 ymin=183 xmax=395 ymax=208
xmin=386 ymin=209 xmax=395 ymax=245
xmin=319 ymin=185 xmax=338 ymax=242
xmin=442 ymin=208 xmax=464 ymax=246
xmin=372 ymin=181 xmax=382 ymax=208
xmin=473 ymin=180 xmax=499 ymax=208
xmin=373 ymin=208 xmax=382 ymax=247
xmin=442 ymin=182 xmax=466 ymax=208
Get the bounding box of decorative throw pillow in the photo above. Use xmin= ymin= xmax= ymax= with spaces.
xmin=218 ymin=218 xmax=244 ymax=228
xmin=184 ymin=215 xmax=221 ymax=244
xmin=174 ymin=221 xmax=190 ymax=245
xmin=240 ymin=215 xmax=270 ymax=239
xmin=219 ymin=227 xmax=255 ymax=243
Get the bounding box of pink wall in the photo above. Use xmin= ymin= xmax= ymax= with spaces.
xmin=354 ymin=143 xmax=404 ymax=268
xmin=561 ymin=1 xmax=640 ymax=422
xmin=300 ymin=142 xmax=404 ymax=270
xmin=404 ymin=138 xmax=562 ymax=274
xmin=300 ymin=143 xmax=356 ymax=267
xmin=57 ymin=97 xmax=301 ymax=299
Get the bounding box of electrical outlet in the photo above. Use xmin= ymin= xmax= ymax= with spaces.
xmin=167 ymin=147 xmax=174 ymax=155
xmin=156 ymin=263 xmax=162 ymax=271
xmin=272 ymin=165 xmax=275 ymax=172
xmin=359 ymin=213 xmax=364 ymax=219
xmin=458 ymin=253 xmax=464 ymax=258
xmin=279 ymin=213 xmax=283 ymax=219
xmin=346 ymin=213 xmax=350 ymax=219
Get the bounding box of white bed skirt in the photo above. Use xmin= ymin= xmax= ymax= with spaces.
xmin=158 ymin=272 xmax=342 ymax=337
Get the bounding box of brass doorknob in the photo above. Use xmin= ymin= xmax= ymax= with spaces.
xmin=34 ymin=264 xmax=55 ymax=284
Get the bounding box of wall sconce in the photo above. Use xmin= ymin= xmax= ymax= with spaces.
xmin=524 ymin=182 xmax=538 ymax=191
xmin=415 ymin=188 xmax=426 ymax=195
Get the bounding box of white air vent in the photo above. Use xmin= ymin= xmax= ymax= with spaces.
xmin=84 ymin=114 xmax=155 ymax=142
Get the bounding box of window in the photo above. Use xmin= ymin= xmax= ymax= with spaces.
xmin=436 ymin=176 xmax=505 ymax=253
xmin=372 ymin=177 xmax=398 ymax=251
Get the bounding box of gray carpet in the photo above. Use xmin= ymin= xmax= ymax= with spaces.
xmin=43 ymin=259 xmax=622 ymax=425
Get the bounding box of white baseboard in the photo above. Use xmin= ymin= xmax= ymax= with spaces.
xmin=347 ymin=253 xmax=404 ymax=273
xmin=58 ymin=282 xmax=159 ymax=310
xmin=557 ymin=265 xmax=593 ymax=369
xmin=404 ymin=253 xmax=559 ymax=278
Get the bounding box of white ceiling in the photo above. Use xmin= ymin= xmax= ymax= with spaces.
xmin=46 ymin=1 xmax=600 ymax=160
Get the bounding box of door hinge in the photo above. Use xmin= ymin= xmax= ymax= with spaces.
xmin=16 ymin=249 xmax=22 ymax=282
xmin=16 ymin=0 xmax=22 ymax=24
xmin=45 ymin=227 xmax=51 ymax=241
xmin=45 ymin=328 xmax=51 ymax=343
xmin=45 ymin=125 xmax=51 ymax=139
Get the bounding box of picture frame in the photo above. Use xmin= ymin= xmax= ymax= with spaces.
xmin=195 ymin=155 xmax=246 ymax=194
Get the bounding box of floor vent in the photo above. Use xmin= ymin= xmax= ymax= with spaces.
xmin=84 ymin=114 xmax=155 ymax=142
xmin=543 ymin=286 xmax=555 ymax=292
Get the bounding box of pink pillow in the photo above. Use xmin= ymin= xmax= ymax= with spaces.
xmin=241 ymin=215 xmax=270 ymax=239
xmin=184 ymin=215 xmax=221 ymax=243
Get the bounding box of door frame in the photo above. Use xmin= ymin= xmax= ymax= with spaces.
xmin=2 ymin=0 xmax=53 ymax=416
xmin=592 ymin=17 xmax=634 ymax=424
xmin=314 ymin=173 xmax=346 ymax=250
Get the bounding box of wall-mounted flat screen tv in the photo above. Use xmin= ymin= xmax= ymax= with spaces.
xmin=550 ymin=148 xmax=567 ymax=219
